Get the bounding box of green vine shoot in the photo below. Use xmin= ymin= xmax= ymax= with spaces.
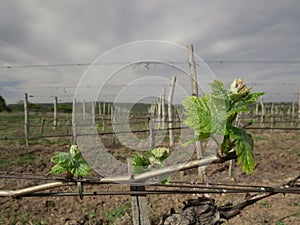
xmin=183 ymin=78 xmax=264 ymax=174
xmin=48 ymin=145 xmax=92 ymax=178
xmin=133 ymin=147 xmax=170 ymax=184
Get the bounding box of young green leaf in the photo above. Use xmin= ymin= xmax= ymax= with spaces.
xmin=229 ymin=127 xmax=254 ymax=174
xmin=48 ymin=145 xmax=92 ymax=178
xmin=132 ymin=147 xmax=170 ymax=183
xmin=183 ymin=78 xmax=263 ymax=175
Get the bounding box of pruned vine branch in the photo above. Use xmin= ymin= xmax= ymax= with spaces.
xmin=162 ymin=174 xmax=300 ymax=224
xmin=0 ymin=152 xmax=237 ymax=198
xmin=0 ymin=181 xmax=75 ymax=198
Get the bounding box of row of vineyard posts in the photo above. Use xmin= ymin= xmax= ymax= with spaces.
xmin=22 ymin=85 xmax=300 ymax=149
xmin=19 ymin=46 xmax=300 ymax=225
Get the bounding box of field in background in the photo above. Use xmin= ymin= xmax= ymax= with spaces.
xmin=0 ymin=102 xmax=299 ymax=224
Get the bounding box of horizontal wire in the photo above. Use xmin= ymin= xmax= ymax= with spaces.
xmin=1 ymin=126 xmax=299 ymax=141
xmin=1 ymin=171 xmax=299 ymax=191
xmin=2 ymin=60 xmax=300 ymax=69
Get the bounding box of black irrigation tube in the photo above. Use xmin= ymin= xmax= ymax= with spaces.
xmin=245 ymin=127 xmax=300 ymax=130
xmin=0 ymin=172 xmax=282 ymax=190
xmin=1 ymin=172 xmax=299 ymax=193
xmin=15 ymin=187 xmax=300 ymax=198
xmin=0 ymin=174 xmax=274 ymax=190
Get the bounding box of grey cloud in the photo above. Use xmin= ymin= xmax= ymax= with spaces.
xmin=0 ymin=0 xmax=299 ymax=103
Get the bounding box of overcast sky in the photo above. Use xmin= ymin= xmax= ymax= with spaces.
xmin=0 ymin=0 xmax=299 ymax=104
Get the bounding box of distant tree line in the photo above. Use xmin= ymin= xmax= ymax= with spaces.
xmin=0 ymin=96 xmax=11 ymax=112
xmin=0 ymin=96 xmax=72 ymax=113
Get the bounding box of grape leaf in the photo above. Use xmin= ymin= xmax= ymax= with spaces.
xmin=229 ymin=126 xmax=254 ymax=174
xmin=48 ymin=145 xmax=92 ymax=177
xmin=183 ymin=78 xmax=263 ymax=175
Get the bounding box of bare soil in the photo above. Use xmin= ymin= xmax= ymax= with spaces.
xmin=0 ymin=130 xmax=300 ymax=225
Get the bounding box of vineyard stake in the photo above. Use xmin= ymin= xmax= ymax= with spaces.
xmin=72 ymin=98 xmax=77 ymax=145
xmin=161 ymin=88 xmax=166 ymax=128
xmin=298 ymin=86 xmax=300 ymax=128
xmin=53 ymin=96 xmax=58 ymax=130
xmin=128 ymin=159 xmax=150 ymax=225
xmin=168 ymin=76 xmax=176 ymax=146
xmin=24 ymin=93 xmax=29 ymax=148
xmin=40 ymin=117 xmax=45 ymax=137
xmin=187 ymin=44 xmax=205 ymax=182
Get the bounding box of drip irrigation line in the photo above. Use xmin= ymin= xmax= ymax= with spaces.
xmin=1 ymin=172 xmax=298 ymax=193
xmin=14 ymin=186 xmax=300 ymax=198
xmin=245 ymin=127 xmax=300 ymax=130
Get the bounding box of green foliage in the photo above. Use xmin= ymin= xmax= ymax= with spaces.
xmin=102 ymin=203 xmax=131 ymax=224
xmin=48 ymin=103 xmax=72 ymax=113
xmin=133 ymin=147 xmax=170 ymax=183
xmin=183 ymin=78 xmax=264 ymax=174
xmin=0 ymin=153 xmax=36 ymax=170
xmin=48 ymin=145 xmax=92 ymax=178
xmin=0 ymin=95 xmax=11 ymax=112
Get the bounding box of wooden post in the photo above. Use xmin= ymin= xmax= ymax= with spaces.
xmin=82 ymin=101 xmax=86 ymax=121
xmin=53 ymin=96 xmax=58 ymax=130
xmin=108 ymin=103 xmax=111 ymax=119
xmin=128 ymin=159 xmax=150 ymax=225
xmin=161 ymin=88 xmax=166 ymax=128
xmin=187 ymin=44 xmax=198 ymax=96
xmin=149 ymin=116 xmax=155 ymax=149
xmin=72 ymin=98 xmax=77 ymax=145
xmin=98 ymin=101 xmax=102 ymax=116
xmin=260 ymin=97 xmax=265 ymax=131
xmin=271 ymin=103 xmax=275 ymax=132
xmin=168 ymin=76 xmax=176 ymax=146
xmin=103 ymin=102 xmax=106 ymax=115
xmin=255 ymin=102 xmax=259 ymax=116
xmin=157 ymin=96 xmax=161 ymax=122
xmin=65 ymin=118 xmax=69 ymax=135
xmin=92 ymin=102 xmax=95 ymax=126
xmin=24 ymin=93 xmax=29 ymax=148
xmin=298 ymin=87 xmax=300 ymax=128
xmin=187 ymin=44 xmax=205 ymax=181
xmin=40 ymin=118 xmax=45 ymax=137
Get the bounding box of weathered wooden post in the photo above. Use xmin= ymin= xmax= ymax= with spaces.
xmin=98 ymin=101 xmax=102 ymax=116
xmin=92 ymin=101 xmax=95 ymax=126
xmin=270 ymin=102 xmax=275 ymax=132
xmin=149 ymin=115 xmax=155 ymax=149
xmin=65 ymin=117 xmax=69 ymax=135
xmin=72 ymin=98 xmax=77 ymax=145
xmin=187 ymin=44 xmax=198 ymax=96
xmin=108 ymin=103 xmax=111 ymax=119
xmin=161 ymin=88 xmax=166 ymax=128
xmin=260 ymin=97 xmax=265 ymax=132
xmin=255 ymin=102 xmax=259 ymax=116
xmin=168 ymin=76 xmax=176 ymax=146
xmin=298 ymin=87 xmax=300 ymax=128
xmin=187 ymin=44 xmax=205 ymax=181
xmin=82 ymin=101 xmax=86 ymax=121
xmin=53 ymin=96 xmax=58 ymax=130
xmin=40 ymin=117 xmax=45 ymax=137
xmin=103 ymin=102 xmax=106 ymax=115
xmin=24 ymin=93 xmax=29 ymax=148
xmin=157 ymin=95 xmax=162 ymax=124
xmin=128 ymin=159 xmax=150 ymax=225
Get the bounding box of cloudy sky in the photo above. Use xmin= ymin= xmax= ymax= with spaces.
xmin=0 ymin=0 xmax=299 ymax=104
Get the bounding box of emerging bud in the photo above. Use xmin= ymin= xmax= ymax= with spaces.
xmin=70 ymin=145 xmax=80 ymax=158
xmin=229 ymin=78 xmax=251 ymax=100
